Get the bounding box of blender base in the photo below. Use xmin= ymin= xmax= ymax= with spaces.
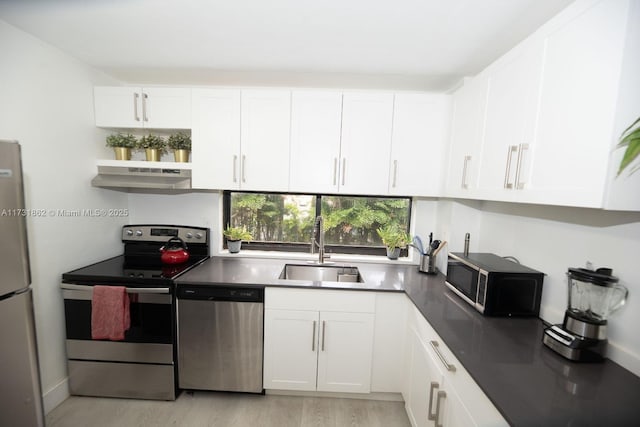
xmin=543 ymin=324 xmax=607 ymax=362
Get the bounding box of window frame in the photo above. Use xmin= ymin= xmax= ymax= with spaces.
xmin=223 ymin=190 xmax=412 ymax=257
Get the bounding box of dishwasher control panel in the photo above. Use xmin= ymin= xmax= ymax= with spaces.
xmin=177 ymin=285 xmax=264 ymax=302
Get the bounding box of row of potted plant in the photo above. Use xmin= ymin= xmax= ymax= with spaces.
xmin=105 ymin=132 xmax=192 ymax=162
xmin=223 ymin=224 xmax=410 ymax=259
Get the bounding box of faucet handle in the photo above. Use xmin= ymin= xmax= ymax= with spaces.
xmin=310 ymin=237 xmax=316 ymax=254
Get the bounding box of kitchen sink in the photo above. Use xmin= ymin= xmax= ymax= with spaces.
xmin=279 ymin=264 xmax=363 ymax=283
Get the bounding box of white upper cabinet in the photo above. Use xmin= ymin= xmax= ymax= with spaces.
xmin=191 ymin=88 xmax=291 ymax=191
xmin=476 ymin=38 xmax=545 ymax=201
xmin=240 ymin=90 xmax=292 ymax=192
xmin=523 ymin=0 xmax=634 ymax=208
xmin=339 ymin=93 xmax=395 ymax=195
xmin=289 ymin=91 xmax=343 ymax=193
xmin=94 ymin=86 xmax=191 ymax=129
xmin=190 ymin=89 xmax=241 ymax=189
xmin=444 ymin=78 xmax=487 ymax=198
xmin=389 ymin=94 xmax=452 ymax=197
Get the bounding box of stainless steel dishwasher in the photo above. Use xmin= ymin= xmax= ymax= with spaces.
xmin=176 ymin=285 xmax=264 ymax=393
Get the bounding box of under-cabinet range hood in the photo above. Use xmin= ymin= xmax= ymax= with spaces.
xmin=92 ymin=165 xmax=191 ymax=190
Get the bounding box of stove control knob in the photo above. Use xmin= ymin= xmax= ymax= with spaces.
xmin=195 ymin=232 xmax=203 ymax=239
xmin=186 ymin=232 xmax=193 ymax=239
xmin=135 ymin=230 xmax=143 ymax=237
xmin=125 ymin=230 xmax=133 ymax=236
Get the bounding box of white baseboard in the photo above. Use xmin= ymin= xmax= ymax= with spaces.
xmin=43 ymin=377 xmax=69 ymax=414
xmin=265 ymin=389 xmax=403 ymax=402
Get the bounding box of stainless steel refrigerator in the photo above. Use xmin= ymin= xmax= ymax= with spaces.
xmin=0 ymin=140 xmax=45 ymax=427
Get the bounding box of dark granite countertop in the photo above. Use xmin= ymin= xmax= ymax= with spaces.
xmin=176 ymin=256 xmax=640 ymax=426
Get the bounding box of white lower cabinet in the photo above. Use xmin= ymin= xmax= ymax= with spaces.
xmin=263 ymin=288 xmax=375 ymax=393
xmin=404 ymin=305 xmax=507 ymax=427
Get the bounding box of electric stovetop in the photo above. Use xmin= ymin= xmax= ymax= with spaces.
xmin=62 ymin=255 xmax=209 ymax=287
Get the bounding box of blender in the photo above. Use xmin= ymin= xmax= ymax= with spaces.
xmin=543 ymin=267 xmax=628 ymax=362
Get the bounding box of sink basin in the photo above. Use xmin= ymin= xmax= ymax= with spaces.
xmin=279 ymin=264 xmax=363 ymax=283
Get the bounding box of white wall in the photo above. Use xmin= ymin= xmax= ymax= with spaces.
xmin=0 ymin=20 xmax=128 ymax=412
xmin=126 ymin=191 xmax=221 ymax=253
xmin=430 ymin=199 xmax=640 ymax=376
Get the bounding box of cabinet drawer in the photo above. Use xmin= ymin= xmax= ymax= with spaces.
xmin=265 ymin=287 xmax=375 ymax=313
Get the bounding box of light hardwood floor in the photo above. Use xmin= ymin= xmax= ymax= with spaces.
xmin=46 ymin=392 xmax=412 ymax=427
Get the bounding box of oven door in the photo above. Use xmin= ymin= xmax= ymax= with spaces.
xmin=445 ymin=256 xmax=480 ymax=306
xmin=62 ymin=284 xmax=173 ymax=364
xmin=62 ymin=283 xmax=176 ymax=400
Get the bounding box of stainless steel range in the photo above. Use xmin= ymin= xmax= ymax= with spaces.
xmin=61 ymin=224 xmax=209 ymax=400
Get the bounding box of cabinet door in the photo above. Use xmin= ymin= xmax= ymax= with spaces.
xmin=263 ymin=309 xmax=319 ymax=391
xmin=524 ymin=0 xmax=629 ymax=207
xmin=289 ymin=91 xmax=343 ymax=193
xmin=191 ymin=89 xmax=241 ymax=189
xmin=142 ymin=87 xmax=191 ymax=129
xmin=339 ymin=93 xmax=394 ymax=195
xmin=94 ymin=86 xmax=142 ymax=128
xmin=389 ymin=94 xmax=451 ymax=197
xmin=240 ymin=90 xmax=291 ymax=191
xmin=445 ymin=78 xmax=487 ymax=198
xmin=477 ymin=39 xmax=545 ymax=201
xmin=316 ymin=311 xmax=375 ymax=393
xmin=406 ymin=329 xmax=444 ymax=427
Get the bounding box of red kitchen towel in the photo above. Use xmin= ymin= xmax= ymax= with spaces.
xmin=91 ymin=285 xmax=130 ymax=341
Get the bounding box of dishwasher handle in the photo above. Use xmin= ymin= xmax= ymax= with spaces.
xmin=177 ymin=285 xmax=264 ymax=302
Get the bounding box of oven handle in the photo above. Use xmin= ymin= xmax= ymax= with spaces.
xmin=60 ymin=284 xmax=170 ymax=294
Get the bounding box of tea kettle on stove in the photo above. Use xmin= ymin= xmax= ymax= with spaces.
xmin=159 ymin=237 xmax=190 ymax=264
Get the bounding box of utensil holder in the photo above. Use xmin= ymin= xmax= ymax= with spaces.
xmin=419 ymin=254 xmax=437 ymax=274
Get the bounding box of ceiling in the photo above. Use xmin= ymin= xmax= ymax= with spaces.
xmin=0 ymin=0 xmax=573 ymax=90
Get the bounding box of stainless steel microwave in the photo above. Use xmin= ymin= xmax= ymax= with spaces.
xmin=445 ymin=252 xmax=544 ymax=317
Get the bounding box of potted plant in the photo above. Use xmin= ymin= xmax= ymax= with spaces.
xmin=167 ymin=132 xmax=192 ymax=163
xmin=377 ymin=224 xmax=411 ymax=260
xmin=223 ymin=226 xmax=253 ymax=253
xmin=105 ymin=133 xmax=136 ymax=160
xmin=137 ymin=134 xmax=167 ymax=161
xmin=617 ymin=116 xmax=640 ymax=177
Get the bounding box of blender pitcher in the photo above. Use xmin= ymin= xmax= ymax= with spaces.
xmin=567 ymin=267 xmax=628 ymax=323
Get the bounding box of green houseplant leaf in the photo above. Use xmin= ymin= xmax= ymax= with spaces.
xmin=137 ymin=134 xmax=167 ymax=152
xmin=167 ymin=132 xmax=192 ymax=150
xmin=223 ymin=226 xmax=253 ymax=241
xmin=376 ymin=224 xmax=411 ymax=249
xmin=617 ymin=116 xmax=640 ymax=176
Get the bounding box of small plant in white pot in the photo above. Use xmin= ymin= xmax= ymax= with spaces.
xmin=106 ymin=133 xmax=136 ymax=160
xmin=377 ymin=224 xmax=411 ymax=260
xmin=167 ymin=132 xmax=192 ymax=163
xmin=137 ymin=134 xmax=167 ymax=161
xmin=223 ymin=226 xmax=253 ymax=253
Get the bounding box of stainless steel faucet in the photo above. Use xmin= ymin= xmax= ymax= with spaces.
xmin=311 ymin=215 xmax=330 ymax=264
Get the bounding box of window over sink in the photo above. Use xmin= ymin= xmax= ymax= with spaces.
xmin=223 ymin=191 xmax=412 ymax=257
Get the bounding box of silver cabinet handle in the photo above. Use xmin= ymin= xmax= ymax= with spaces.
xmin=133 ymin=93 xmax=140 ymax=121
xmin=461 ymin=155 xmax=471 ymax=189
xmin=312 ymin=320 xmax=317 ymax=352
xmin=392 ymin=160 xmax=398 ymax=188
xmin=504 ymin=145 xmax=518 ymax=189
xmin=233 ymin=155 xmax=238 ymax=183
xmin=435 ymin=390 xmax=447 ymax=427
xmin=429 ymin=340 xmax=456 ymax=372
xmin=333 ymin=158 xmax=338 ymax=186
xmin=142 ymin=92 xmax=149 ymax=122
xmin=242 ymin=155 xmax=247 ymax=183
xmin=428 ymin=381 xmax=439 ymax=421
xmin=515 ymin=143 xmax=529 ymax=190
xmin=321 ymin=320 xmax=326 ymax=351
xmin=341 ymin=158 xmax=346 ymax=186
